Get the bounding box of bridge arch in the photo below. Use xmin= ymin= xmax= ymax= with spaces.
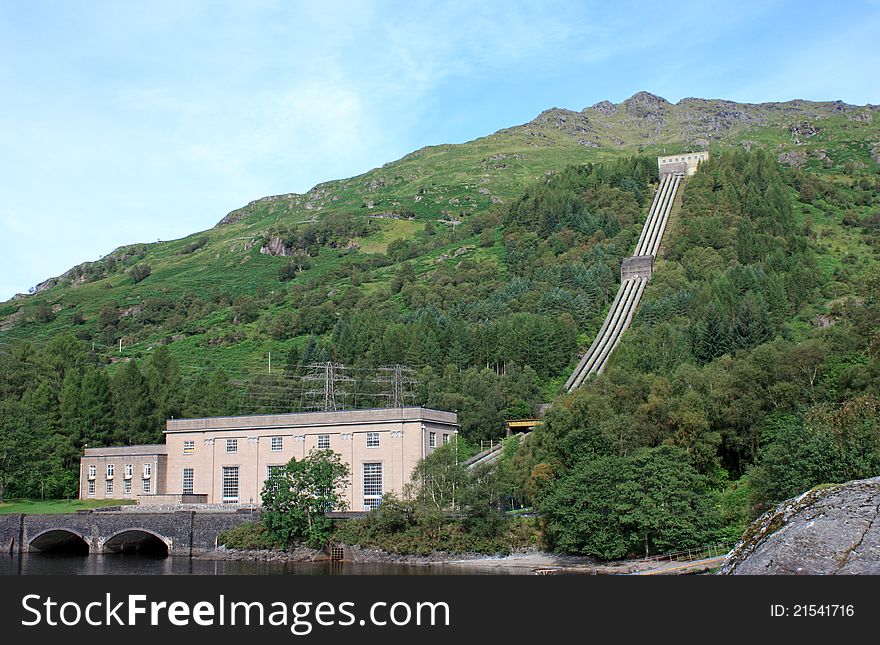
xmin=29 ymin=528 xmax=91 ymax=555
xmin=101 ymin=528 xmax=171 ymax=556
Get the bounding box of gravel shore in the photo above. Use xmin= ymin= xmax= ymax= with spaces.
xmin=194 ymin=545 xmax=640 ymax=574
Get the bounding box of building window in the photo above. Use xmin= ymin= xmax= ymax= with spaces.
xmin=88 ymin=465 xmax=96 ymax=479
xmin=106 ymin=464 xmax=114 ymax=478
xmin=442 ymin=434 xmax=450 ymax=445
xmin=271 ymin=436 xmax=283 ymax=452
xmin=366 ymin=432 xmax=379 ymax=448
xmin=429 ymin=432 xmax=436 ymax=448
xmin=143 ymin=463 xmax=152 ymax=478
xmin=183 ymin=440 xmax=195 ymax=455
xmin=124 ymin=479 xmax=131 ymax=495
xmin=226 ymin=439 xmax=238 ymax=453
xmin=182 ymin=468 xmax=194 ymax=495
xmin=124 ymin=464 xmax=133 ymax=478
xmin=105 ymin=479 xmax=113 ymax=494
xmin=363 ymin=463 xmax=383 ymax=510
xmin=222 ymin=466 xmax=239 ymax=503
xmin=143 ymin=478 xmax=151 ymax=494
xmin=317 ymin=434 xmax=330 ymax=449
xmin=266 ymin=465 xmax=284 ymax=492
xmin=87 ymin=480 xmax=95 ymax=496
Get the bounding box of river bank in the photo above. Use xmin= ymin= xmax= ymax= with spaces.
xmin=194 ymin=545 xmax=650 ymax=574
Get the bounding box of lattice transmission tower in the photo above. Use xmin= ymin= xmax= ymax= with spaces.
xmin=302 ymin=362 xmax=353 ymax=411
xmin=376 ymin=364 xmax=417 ymax=408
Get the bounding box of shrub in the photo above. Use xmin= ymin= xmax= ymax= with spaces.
xmin=179 ymin=237 xmax=208 ymax=255
xmin=279 ymin=256 xmax=312 ymax=281
xmin=128 ymin=263 xmax=151 ymax=283
xmin=217 ymin=522 xmax=280 ymax=550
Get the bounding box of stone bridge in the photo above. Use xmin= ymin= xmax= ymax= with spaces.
xmin=0 ymin=510 xmax=257 ymax=557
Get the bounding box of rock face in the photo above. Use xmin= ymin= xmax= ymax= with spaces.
xmin=721 ymin=477 xmax=880 ymax=575
xmin=623 ymin=91 xmax=670 ymax=118
xmin=587 ymin=100 xmax=617 ymax=116
xmin=790 ymin=121 xmax=820 ymax=144
xmin=259 ymin=236 xmax=292 ymax=257
xmin=777 ymin=150 xmax=806 ymax=167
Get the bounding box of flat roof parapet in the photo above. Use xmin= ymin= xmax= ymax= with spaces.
xmin=83 ymin=444 xmax=168 ymax=457
xmin=165 ymin=406 xmax=458 ymax=433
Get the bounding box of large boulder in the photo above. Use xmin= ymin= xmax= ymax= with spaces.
xmin=721 ymin=477 xmax=880 ymax=574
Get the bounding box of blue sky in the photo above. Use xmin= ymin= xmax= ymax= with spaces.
xmin=1 ymin=0 xmax=878 ymax=301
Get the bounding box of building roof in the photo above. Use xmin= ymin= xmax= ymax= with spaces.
xmin=83 ymin=444 xmax=167 ymax=457
xmin=657 ymin=151 xmax=709 ymax=163
xmin=165 ymin=406 xmax=458 ymax=434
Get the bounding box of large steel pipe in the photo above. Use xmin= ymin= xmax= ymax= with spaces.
xmin=640 ymin=173 xmax=676 ymax=256
xmin=585 ymin=277 xmax=644 ymax=381
xmin=568 ymin=280 xmax=637 ymax=390
xmin=646 ymin=175 xmax=680 ymax=257
xmin=570 ymin=277 xmax=641 ymax=389
xmin=634 ymin=174 xmax=669 ymax=254
xmin=594 ymin=277 xmax=647 ymax=375
xmin=635 ymin=175 xmax=673 ymax=256
xmin=563 ymin=281 xmax=628 ymax=391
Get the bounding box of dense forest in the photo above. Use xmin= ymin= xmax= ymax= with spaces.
xmin=2 ymin=147 xmax=879 ymax=558
xmin=520 ymin=150 xmax=880 ymax=556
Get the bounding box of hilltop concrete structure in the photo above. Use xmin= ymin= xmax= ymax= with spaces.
xmin=79 ymin=407 xmax=458 ymax=510
xmin=658 ymin=151 xmax=708 ymax=177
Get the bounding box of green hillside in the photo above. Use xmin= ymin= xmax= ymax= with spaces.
xmin=2 ymin=92 xmax=879 ymax=556
xmin=3 ymin=92 xmax=878 ymax=373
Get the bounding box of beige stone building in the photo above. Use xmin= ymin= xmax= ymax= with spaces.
xmin=80 ymin=444 xmax=167 ymax=501
xmin=79 ymin=407 xmax=458 ymax=510
xmin=658 ymin=151 xmax=708 ymax=177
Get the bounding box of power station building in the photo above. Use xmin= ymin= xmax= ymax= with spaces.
xmin=79 ymin=407 xmax=458 ymax=510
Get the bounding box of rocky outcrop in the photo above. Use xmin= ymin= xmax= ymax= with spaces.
xmin=259 ymin=236 xmax=293 ymax=257
xmin=528 ymin=108 xmax=593 ymax=136
xmin=587 ymin=100 xmax=617 ymax=116
xmin=0 ymin=307 xmax=24 ymax=332
xmin=623 ymin=91 xmax=670 ymax=118
xmin=721 ymin=477 xmax=880 ymax=575
xmin=790 ymin=121 xmax=819 ymax=144
xmin=871 ymin=142 xmax=880 ymax=165
xmin=218 ymin=192 xmax=302 ymax=226
xmin=778 ymin=150 xmax=806 ymax=167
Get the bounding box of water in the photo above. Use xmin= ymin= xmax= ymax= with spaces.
xmin=0 ymin=553 xmax=503 ymax=575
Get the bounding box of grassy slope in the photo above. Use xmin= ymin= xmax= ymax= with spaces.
xmin=1 ymin=94 xmax=878 ymax=378
xmin=0 ymin=499 xmax=136 ymax=514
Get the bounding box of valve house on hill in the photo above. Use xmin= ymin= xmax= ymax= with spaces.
xmin=80 ymin=407 xmax=458 ymax=510
xmin=658 ymin=151 xmax=708 ymax=177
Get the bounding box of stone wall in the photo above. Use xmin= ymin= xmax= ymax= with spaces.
xmin=192 ymin=510 xmax=260 ymax=551
xmin=0 ymin=514 xmax=23 ymax=553
xmin=0 ymin=510 xmax=257 ymax=556
xmin=659 ymin=162 xmax=687 ymax=177
xmin=138 ymin=494 xmax=209 ymax=506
